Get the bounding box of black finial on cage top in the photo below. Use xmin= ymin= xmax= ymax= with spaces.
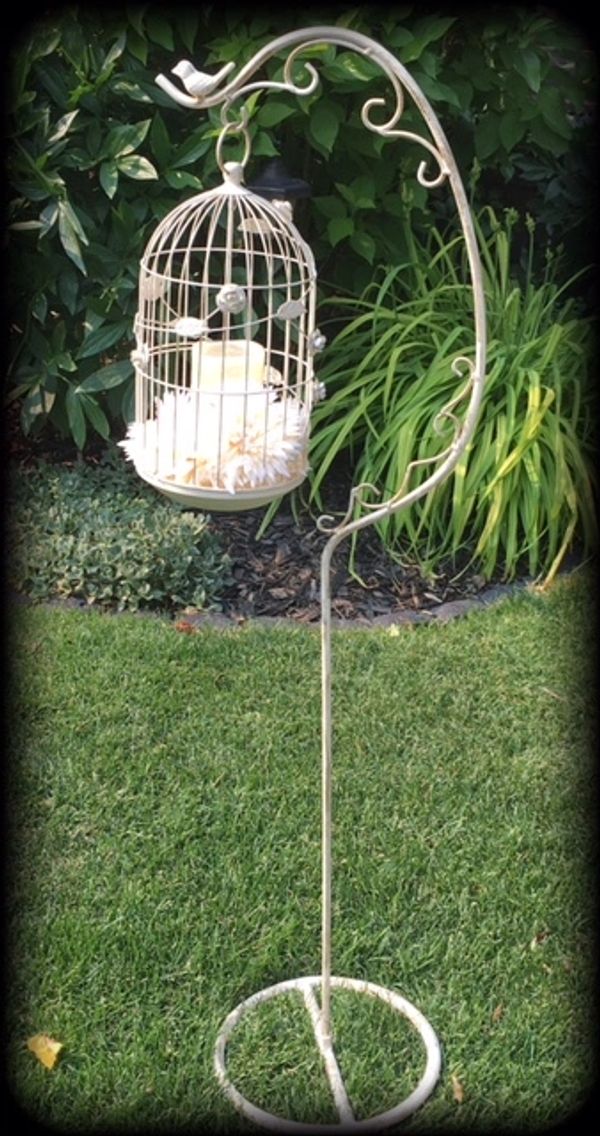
xmin=248 ymin=158 xmax=311 ymax=201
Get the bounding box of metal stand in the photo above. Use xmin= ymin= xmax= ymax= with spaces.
xmin=214 ymin=976 xmax=441 ymax=1133
xmin=155 ymin=23 xmax=486 ymax=1130
xmin=213 ymin=526 xmax=443 ymax=1130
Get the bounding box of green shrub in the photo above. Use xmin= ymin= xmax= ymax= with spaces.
xmin=7 ymin=7 xmax=595 ymax=450
xmin=309 ymin=208 xmax=597 ymax=583
xmin=7 ymin=455 xmax=231 ymax=612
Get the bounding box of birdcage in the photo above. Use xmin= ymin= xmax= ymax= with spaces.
xmin=122 ymin=155 xmax=323 ymax=511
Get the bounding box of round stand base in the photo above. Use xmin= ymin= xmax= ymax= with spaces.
xmin=214 ymin=975 xmax=441 ymax=1133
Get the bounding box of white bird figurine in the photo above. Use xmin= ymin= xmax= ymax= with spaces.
xmin=171 ymin=59 xmax=235 ymax=99
xmin=155 ymin=60 xmax=235 ymax=108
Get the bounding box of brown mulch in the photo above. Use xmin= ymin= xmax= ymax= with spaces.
xmin=207 ymin=475 xmax=492 ymax=626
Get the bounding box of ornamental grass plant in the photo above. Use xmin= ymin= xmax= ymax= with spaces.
xmin=310 ymin=208 xmax=596 ymax=583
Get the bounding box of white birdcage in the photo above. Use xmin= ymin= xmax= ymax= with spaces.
xmin=122 ymin=156 xmax=323 ymax=511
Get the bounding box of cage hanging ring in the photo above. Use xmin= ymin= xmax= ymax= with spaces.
xmin=216 ymin=119 xmax=252 ymax=172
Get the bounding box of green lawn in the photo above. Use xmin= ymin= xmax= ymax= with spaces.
xmin=6 ymin=572 xmax=596 ymax=1132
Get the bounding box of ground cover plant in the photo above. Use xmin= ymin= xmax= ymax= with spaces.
xmin=6 ymin=572 xmax=595 ymax=1131
xmin=7 ymin=453 xmax=230 ymax=612
xmin=309 ymin=207 xmax=596 ymax=583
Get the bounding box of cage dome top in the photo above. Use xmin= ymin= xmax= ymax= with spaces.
xmin=123 ymin=133 xmax=324 ymax=512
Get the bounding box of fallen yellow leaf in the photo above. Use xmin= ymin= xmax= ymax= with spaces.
xmin=451 ymin=1072 xmax=465 ymax=1104
xmin=27 ymin=1034 xmax=64 ymax=1070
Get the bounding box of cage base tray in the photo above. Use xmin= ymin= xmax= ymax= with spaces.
xmin=137 ymin=468 xmax=307 ymax=512
xmin=214 ymin=975 xmax=441 ymax=1133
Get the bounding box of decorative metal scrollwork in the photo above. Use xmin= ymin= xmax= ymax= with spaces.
xmin=157 ymin=27 xmax=485 ymax=546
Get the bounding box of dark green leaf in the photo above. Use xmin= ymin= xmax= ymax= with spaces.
xmin=336 ymin=176 xmax=376 ymax=210
xmin=125 ymin=28 xmax=148 ymax=65
xmin=475 ymin=114 xmax=500 ymax=161
xmin=21 ymin=384 xmax=56 ymax=431
xmin=86 ymin=119 xmax=102 ymax=157
xmin=47 ymin=110 xmax=79 ymax=146
xmin=331 ymin=51 xmax=380 ymax=82
xmin=58 ymin=270 xmax=80 ymax=315
xmin=65 ymin=386 xmax=87 ymax=450
xmin=514 ymin=49 xmax=542 ymax=94
xmin=529 ymin=117 xmax=570 ymax=157
xmin=382 ymin=193 xmax=409 ymax=218
xmin=256 ymin=100 xmax=296 ymax=128
xmin=36 ymin=59 xmax=70 ymax=109
xmin=150 ymin=113 xmax=172 ymax=167
xmin=251 ymin=132 xmax=279 ymax=159
xmin=164 ymin=170 xmax=204 ymax=190
xmin=78 ymin=359 xmax=133 ymax=392
xmin=105 ymin=120 xmax=151 ymax=159
xmin=111 ymin=78 xmax=152 ymax=102
xmin=121 ymin=381 xmax=135 ymax=424
xmin=58 ymin=201 xmax=87 ymax=275
xmin=28 ymin=325 xmax=51 ymax=361
xmin=60 ymin=198 xmax=88 ymax=243
xmin=101 ymin=32 xmax=126 ymax=76
xmin=55 ymin=352 xmax=77 ymax=373
xmin=117 ymin=155 xmax=158 ymax=180
xmin=350 ymin=230 xmax=376 ymax=264
xmin=538 ymin=88 xmax=572 ymax=140
xmin=327 ymin=217 xmax=354 ymax=246
xmin=32 ymin=294 xmax=48 ymax=323
xmin=126 ymin=4 xmax=145 ymax=36
xmin=79 ymin=322 xmax=129 ymax=359
xmin=171 ymin=132 xmax=213 ymax=169
xmin=179 ymin=10 xmax=199 ymax=53
xmin=26 ymin=24 xmax=62 ymax=61
xmin=51 ymin=320 xmax=67 ymax=353
xmin=308 ymin=101 xmax=341 ymax=155
xmin=499 ymin=112 xmax=526 ymax=154
xmin=145 ymin=13 xmax=174 ymax=50
xmin=401 ymin=16 xmax=456 ymax=62
xmin=415 ymin=14 xmax=457 ymax=41
xmin=387 ymin=28 xmax=416 ymax=48
xmin=80 ymin=393 xmax=110 ymax=438
xmin=99 ymin=161 xmax=119 ymax=198
xmin=134 ymin=80 xmax=182 ymax=108
xmin=313 ymin=196 xmax=347 ymax=220
xmin=416 ymin=74 xmax=461 ymax=109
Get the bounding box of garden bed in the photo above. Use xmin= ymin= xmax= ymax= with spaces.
xmin=209 ymin=493 xmax=520 ymax=627
xmin=8 ymin=418 xmax=519 ymax=625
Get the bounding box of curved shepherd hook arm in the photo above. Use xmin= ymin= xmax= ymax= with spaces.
xmin=159 ymin=26 xmax=486 ymax=1048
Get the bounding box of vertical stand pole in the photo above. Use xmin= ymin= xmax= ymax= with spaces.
xmin=320 ymin=539 xmax=336 ymax=1043
xmin=216 ymin=506 xmax=444 ymax=1133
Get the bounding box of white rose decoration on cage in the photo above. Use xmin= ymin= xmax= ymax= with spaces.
xmin=215 ymin=284 xmax=247 ymax=314
xmin=122 ymin=148 xmax=319 ymax=512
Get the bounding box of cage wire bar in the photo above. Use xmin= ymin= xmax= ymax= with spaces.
xmin=150 ymin=25 xmax=487 ymax=1132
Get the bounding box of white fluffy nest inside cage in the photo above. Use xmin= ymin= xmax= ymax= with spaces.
xmin=120 ymin=388 xmax=309 ymax=499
